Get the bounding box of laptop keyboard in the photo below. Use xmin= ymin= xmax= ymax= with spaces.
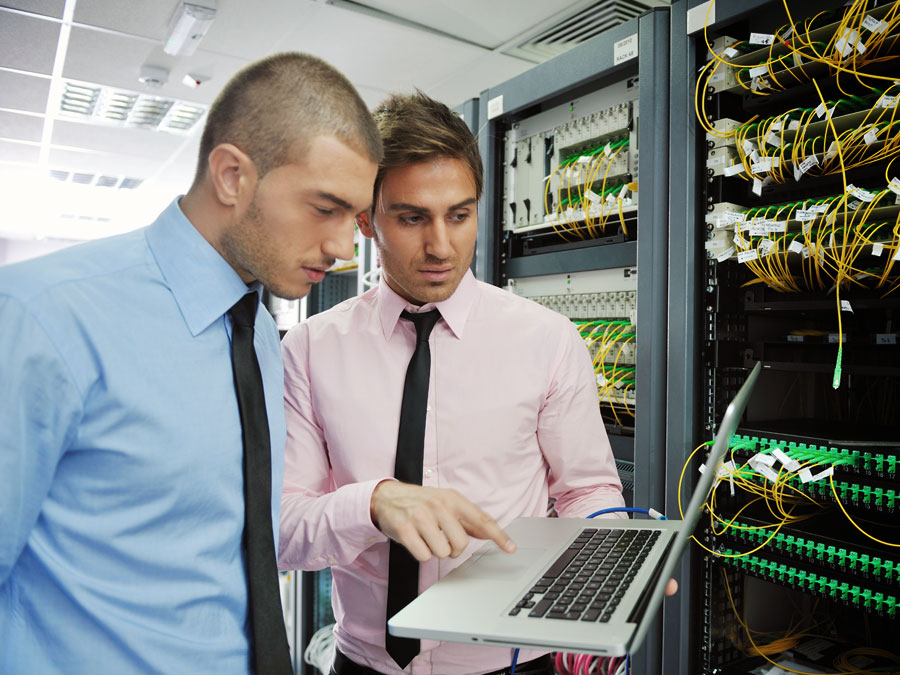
xmin=508 ymin=528 xmax=660 ymax=623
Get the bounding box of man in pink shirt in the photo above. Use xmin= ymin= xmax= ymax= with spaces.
xmin=279 ymin=92 xmax=627 ymax=675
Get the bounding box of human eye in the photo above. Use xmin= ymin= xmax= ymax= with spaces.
xmin=398 ymin=213 xmax=424 ymax=226
xmin=314 ymin=205 xmax=334 ymax=216
xmin=449 ymin=210 xmax=470 ymax=224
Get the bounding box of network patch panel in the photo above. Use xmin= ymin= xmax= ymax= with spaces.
xmin=502 ymin=80 xmax=639 ymax=254
xmin=718 ymin=549 xmax=898 ymax=618
xmin=715 ymin=518 xmax=900 ymax=588
xmin=718 ymin=433 xmax=900 ymax=512
xmin=511 ymin=268 xmax=638 ymax=426
xmin=529 ymin=291 xmax=636 ymax=321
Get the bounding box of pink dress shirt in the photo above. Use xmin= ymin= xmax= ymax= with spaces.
xmin=279 ymin=269 xmax=625 ymax=675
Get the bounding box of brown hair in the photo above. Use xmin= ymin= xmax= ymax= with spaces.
xmin=371 ymin=90 xmax=483 ymax=205
xmin=194 ymin=52 xmax=382 ymax=181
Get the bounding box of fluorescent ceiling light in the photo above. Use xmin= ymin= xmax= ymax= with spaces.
xmin=164 ymin=1 xmax=217 ymax=56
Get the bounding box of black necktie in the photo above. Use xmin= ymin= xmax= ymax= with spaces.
xmin=229 ymin=292 xmax=293 ymax=675
xmin=385 ymin=309 xmax=441 ymax=669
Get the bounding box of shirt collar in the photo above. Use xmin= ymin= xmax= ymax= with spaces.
xmin=376 ymin=268 xmax=477 ymax=341
xmin=146 ymin=197 xmax=259 ymax=336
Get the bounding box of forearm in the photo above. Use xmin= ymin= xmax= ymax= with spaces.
xmin=278 ymin=478 xmax=388 ymax=571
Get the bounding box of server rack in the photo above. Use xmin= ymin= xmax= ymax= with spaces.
xmin=476 ymin=9 xmax=671 ymax=673
xmin=673 ymin=1 xmax=900 ymax=673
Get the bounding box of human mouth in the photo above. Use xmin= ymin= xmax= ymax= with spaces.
xmin=420 ymin=267 xmax=453 ymax=282
xmin=303 ymin=267 xmax=328 ymax=283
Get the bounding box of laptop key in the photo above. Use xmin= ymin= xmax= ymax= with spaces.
xmin=544 ymin=548 xmax=579 ymax=578
xmin=508 ymin=607 xmax=521 ymax=616
xmin=528 ymin=598 xmax=554 ymax=617
xmin=581 ymin=609 xmax=601 ymax=621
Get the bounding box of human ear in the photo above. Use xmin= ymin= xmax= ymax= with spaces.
xmin=207 ymin=143 xmax=257 ymax=208
xmin=356 ymin=211 xmax=376 ymax=239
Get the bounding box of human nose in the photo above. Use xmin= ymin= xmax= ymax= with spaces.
xmin=425 ymin=221 xmax=452 ymax=260
xmin=322 ymin=213 xmax=356 ymax=261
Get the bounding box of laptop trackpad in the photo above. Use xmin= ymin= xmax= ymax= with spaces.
xmin=463 ymin=546 xmax=546 ymax=580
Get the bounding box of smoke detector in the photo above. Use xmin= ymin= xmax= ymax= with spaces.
xmin=139 ymin=64 xmax=169 ymax=89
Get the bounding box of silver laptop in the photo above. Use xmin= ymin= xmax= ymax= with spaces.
xmin=389 ymin=362 xmax=761 ymax=657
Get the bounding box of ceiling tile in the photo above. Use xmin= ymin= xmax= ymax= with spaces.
xmin=72 ymin=0 xmax=172 ymax=39
xmin=1 ymin=1 xmax=65 ymax=19
xmin=62 ymin=26 xmax=249 ymax=106
xmin=425 ymin=52 xmax=534 ymax=110
xmin=51 ymin=119 xmax=187 ymax=159
xmin=0 ymin=11 xmax=61 ymax=74
xmin=0 ymin=139 xmax=40 ymax=164
xmin=0 ymin=70 xmax=51 ymax=112
xmin=0 ymin=110 xmax=45 ymax=142
xmin=47 ymin=146 xmax=162 ymax=176
xmin=196 ymin=0 xmax=321 ymax=61
xmin=278 ymin=4 xmax=514 ymax=98
xmin=347 ymin=0 xmax=588 ymax=49
xmin=73 ymin=0 xmax=311 ymax=61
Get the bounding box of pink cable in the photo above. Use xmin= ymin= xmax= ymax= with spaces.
xmin=554 ymin=652 xmax=566 ymax=675
xmin=575 ymin=654 xmax=585 ymax=675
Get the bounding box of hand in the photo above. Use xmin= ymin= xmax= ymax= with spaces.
xmin=665 ymin=578 xmax=678 ymax=596
xmin=370 ymin=481 xmax=516 ymax=562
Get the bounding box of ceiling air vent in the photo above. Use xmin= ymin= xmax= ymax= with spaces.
xmin=119 ymin=178 xmax=144 ymax=190
xmin=46 ymin=171 xmax=145 ymax=189
xmin=59 ymin=79 xmax=207 ymax=134
xmin=504 ymin=0 xmax=653 ymax=62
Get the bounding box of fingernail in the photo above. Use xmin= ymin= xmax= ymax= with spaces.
xmin=504 ymin=540 xmax=517 ymax=553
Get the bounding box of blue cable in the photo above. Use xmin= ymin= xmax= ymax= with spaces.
xmin=586 ymin=506 xmax=666 ymax=519
xmin=510 ymin=647 xmax=519 ymax=675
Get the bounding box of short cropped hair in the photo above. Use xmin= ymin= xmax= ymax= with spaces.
xmin=371 ymin=91 xmax=483 ymax=205
xmin=194 ymin=52 xmax=382 ymax=181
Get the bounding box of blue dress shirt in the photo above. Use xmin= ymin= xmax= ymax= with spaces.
xmin=0 ymin=198 xmax=286 ymax=674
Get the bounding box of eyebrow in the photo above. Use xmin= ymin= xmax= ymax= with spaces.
xmin=387 ymin=197 xmax=477 ymax=213
xmin=316 ymin=191 xmax=354 ymax=211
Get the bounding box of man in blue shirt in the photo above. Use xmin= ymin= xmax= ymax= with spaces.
xmin=0 ymin=53 xmax=380 ymax=674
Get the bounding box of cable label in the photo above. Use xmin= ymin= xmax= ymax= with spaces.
xmin=749 ymin=32 xmax=775 ymax=45
xmin=862 ymin=15 xmax=888 ymax=34
xmin=794 ymin=155 xmax=819 ymax=181
xmin=716 ymin=246 xmax=735 ymax=262
xmin=772 ymin=448 xmax=801 ymax=472
xmin=737 ymin=249 xmax=758 ymax=263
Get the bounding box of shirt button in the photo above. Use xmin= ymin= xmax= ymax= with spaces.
xmin=327 ymin=557 xmax=337 ymax=565
xmin=426 ymin=405 xmax=432 ymax=412
xmin=424 ymin=468 xmax=433 ymax=478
